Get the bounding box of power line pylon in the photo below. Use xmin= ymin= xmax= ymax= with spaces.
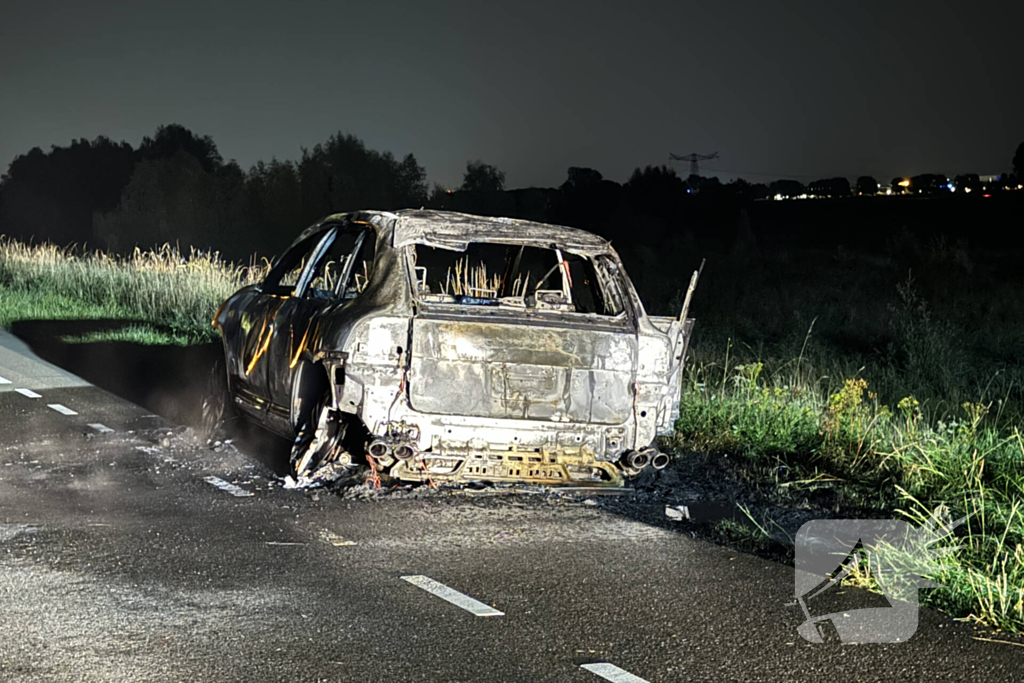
xmin=670 ymin=152 xmax=719 ymax=177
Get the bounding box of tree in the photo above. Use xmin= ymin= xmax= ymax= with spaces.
xmin=1014 ymin=141 xmax=1023 ymax=178
xmin=628 ymin=165 xmax=683 ymax=192
xmin=394 ymin=153 xmax=430 ymax=207
xmin=94 ymin=150 xmax=243 ymax=253
xmin=296 ymin=133 xmax=428 ymax=218
xmin=0 ymin=136 xmax=135 ymax=246
xmin=768 ymin=179 xmax=805 ymax=198
xmin=560 ymin=167 xmax=603 ymax=191
xmin=245 ymin=159 xmax=303 ymax=254
xmin=550 ymin=167 xmax=622 ymax=234
xmin=460 ymin=160 xmax=505 ymax=193
xmin=137 ymin=124 xmax=224 ymax=173
xmin=856 ymin=176 xmax=878 ymax=196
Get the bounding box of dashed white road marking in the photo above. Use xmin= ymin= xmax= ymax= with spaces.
xmin=88 ymin=423 xmax=114 ymax=433
xmin=47 ymin=403 xmax=78 ymax=416
xmin=15 ymin=388 xmax=41 ymax=399
xmin=203 ymin=475 xmax=254 ymax=498
xmin=0 ymin=375 xmax=10 ymax=384
xmin=581 ymin=663 xmax=652 ymax=683
xmin=400 ymin=575 xmax=504 ymax=617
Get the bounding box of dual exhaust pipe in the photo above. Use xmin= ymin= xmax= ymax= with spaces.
xmin=367 ymin=438 xmax=418 ymax=466
xmin=623 ymin=448 xmax=670 ymax=472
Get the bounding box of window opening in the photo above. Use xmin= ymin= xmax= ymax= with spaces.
xmin=410 ymin=242 xmax=624 ymax=316
xmin=304 ymin=227 xmax=376 ymax=301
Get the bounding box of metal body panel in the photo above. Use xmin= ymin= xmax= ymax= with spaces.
xmin=408 ymin=315 xmax=636 ymax=424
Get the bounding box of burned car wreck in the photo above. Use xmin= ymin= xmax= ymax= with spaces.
xmin=206 ymin=210 xmax=698 ymax=488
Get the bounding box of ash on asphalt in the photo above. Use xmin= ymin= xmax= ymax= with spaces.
xmin=281 ymin=445 xmax=830 ymax=567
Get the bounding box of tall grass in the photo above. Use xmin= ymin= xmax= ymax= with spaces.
xmin=675 ymin=349 xmax=1024 ymax=632
xmin=0 ymin=237 xmax=267 ymax=344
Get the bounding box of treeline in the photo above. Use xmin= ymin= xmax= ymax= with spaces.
xmin=0 ymin=124 xmax=746 ymax=262
xmin=0 ymin=125 xmax=430 ymax=259
xmin=1 ymin=125 xmax=1022 ymax=268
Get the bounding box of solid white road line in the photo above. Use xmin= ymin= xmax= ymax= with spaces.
xmin=203 ymin=475 xmax=254 ymax=498
xmin=400 ymin=575 xmax=504 ymax=617
xmin=0 ymin=375 xmax=10 ymax=384
xmin=47 ymin=403 xmax=78 ymax=416
xmin=581 ymin=663 xmax=652 ymax=683
xmin=15 ymin=388 xmax=41 ymax=398
xmin=88 ymin=423 xmax=114 ymax=433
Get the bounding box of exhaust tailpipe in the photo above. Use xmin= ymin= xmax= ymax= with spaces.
xmin=368 ymin=440 xmax=391 ymax=458
xmin=626 ymin=450 xmax=650 ymax=470
xmin=394 ymin=443 xmax=418 ymax=461
xmin=650 ymin=452 xmax=670 ymax=470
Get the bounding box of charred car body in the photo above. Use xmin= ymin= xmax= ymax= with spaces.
xmin=208 ymin=210 xmax=697 ymax=487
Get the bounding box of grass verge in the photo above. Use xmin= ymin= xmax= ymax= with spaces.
xmin=0 ymin=238 xmax=265 ymax=344
xmin=674 ymin=354 xmax=1024 ymax=633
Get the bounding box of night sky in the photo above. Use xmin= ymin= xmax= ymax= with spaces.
xmin=2 ymin=0 xmax=1021 ymax=188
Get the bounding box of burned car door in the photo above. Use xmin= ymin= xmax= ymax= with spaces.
xmin=264 ymin=223 xmax=375 ymax=428
xmin=235 ymin=228 xmax=330 ymax=413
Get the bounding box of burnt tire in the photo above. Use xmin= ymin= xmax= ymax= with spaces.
xmin=289 ymin=392 xmax=350 ymax=480
xmin=200 ymin=356 xmax=234 ymax=443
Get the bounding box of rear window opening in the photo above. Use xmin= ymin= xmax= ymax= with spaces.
xmin=409 ymin=242 xmax=626 ymax=316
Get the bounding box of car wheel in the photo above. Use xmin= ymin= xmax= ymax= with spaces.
xmin=289 ymin=392 xmax=356 ymax=483
xmin=200 ymin=356 xmax=234 ymax=443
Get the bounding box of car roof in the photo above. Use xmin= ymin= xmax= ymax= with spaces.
xmin=391 ymin=209 xmax=610 ymax=253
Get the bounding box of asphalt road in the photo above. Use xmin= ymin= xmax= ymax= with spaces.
xmin=2 ymin=330 xmax=1023 ymax=682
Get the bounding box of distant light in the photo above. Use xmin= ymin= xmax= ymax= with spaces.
xmin=964 ymin=187 xmax=972 ymax=193
xmin=899 ymin=180 xmax=911 ymax=187
xmin=947 ymin=183 xmax=955 ymax=191
xmin=983 ymin=194 xmax=992 ymax=198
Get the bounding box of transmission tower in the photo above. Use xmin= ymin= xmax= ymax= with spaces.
xmin=670 ymin=152 xmax=719 ymax=177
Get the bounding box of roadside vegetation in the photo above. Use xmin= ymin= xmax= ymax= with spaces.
xmin=0 ymin=237 xmax=265 ymax=344
xmin=675 ymin=279 xmax=1024 ymax=633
